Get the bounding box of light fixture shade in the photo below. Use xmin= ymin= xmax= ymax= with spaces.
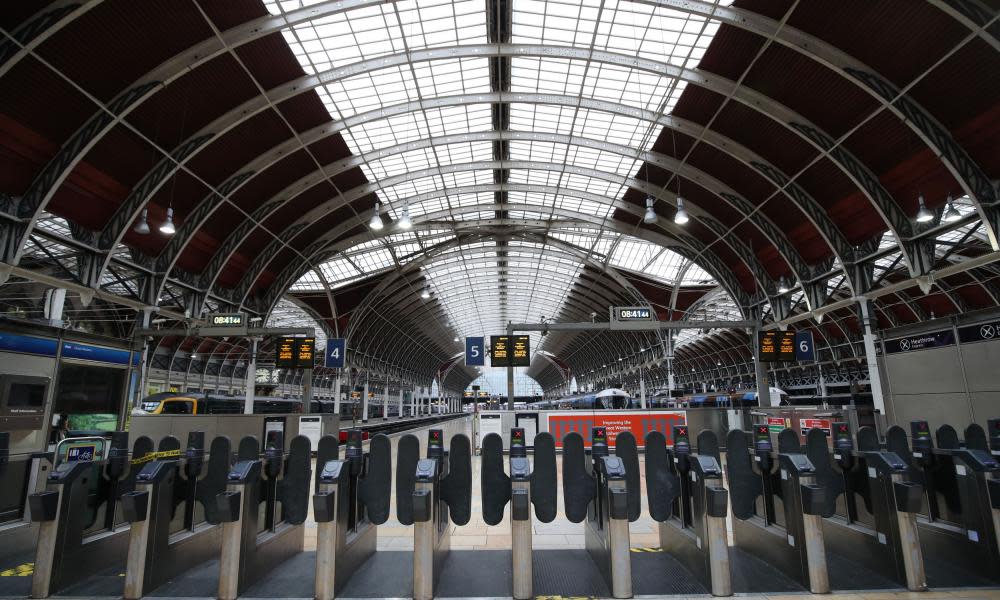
xmin=915 ymin=193 xmax=933 ymax=223
xmin=420 ymin=289 xmax=430 ymax=299
xmin=943 ymin=195 xmax=961 ymax=222
xmin=159 ymin=207 xmax=176 ymax=234
xmin=133 ymin=208 xmax=150 ymax=235
xmin=674 ymin=197 xmax=689 ymax=224
xmin=369 ymin=202 xmax=384 ymax=230
xmin=398 ymin=205 xmax=412 ymax=229
xmin=643 ymin=197 xmax=657 ymax=224
xmin=777 ymin=276 xmax=790 ymax=293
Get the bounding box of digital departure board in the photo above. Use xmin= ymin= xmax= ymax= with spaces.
xmin=490 ymin=335 xmax=509 ymax=365
xmin=758 ymin=331 xmax=795 ymax=362
xmin=296 ymin=337 xmax=315 ymax=368
xmin=490 ymin=335 xmax=530 ymax=367
xmin=276 ymin=337 xmax=297 ymax=367
xmin=275 ymin=337 xmax=316 ymax=368
xmin=511 ymin=335 xmax=530 ymax=366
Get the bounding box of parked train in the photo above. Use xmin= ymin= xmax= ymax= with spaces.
xmin=530 ymin=386 xmax=789 ymax=410
xmin=134 ymin=391 xmax=404 ymax=419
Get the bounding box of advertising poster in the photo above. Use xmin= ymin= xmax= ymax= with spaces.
xmin=546 ymin=411 xmax=686 ymax=447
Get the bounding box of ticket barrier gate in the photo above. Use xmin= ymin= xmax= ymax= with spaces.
xmin=120 ymin=432 xmax=231 ymax=599
xmin=28 ymin=432 xmax=148 ymax=597
xmin=396 ymin=429 xmax=472 ymax=600
xmin=807 ymin=424 xmax=926 ymax=591
xmin=313 ymin=430 xmax=392 ymax=600
xmin=563 ymin=427 xmax=640 ymax=599
xmin=897 ymin=419 xmax=1000 ymax=583
xmin=645 ymin=427 xmax=731 ymax=596
xmin=726 ymin=426 xmax=829 ymax=593
xmin=215 ymin=434 xmax=311 ymax=600
xmin=480 ymin=428 xmax=557 ymax=600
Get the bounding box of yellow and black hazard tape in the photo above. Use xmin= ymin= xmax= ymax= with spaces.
xmin=130 ymin=449 xmax=182 ymax=465
xmin=629 ymin=546 xmax=664 ymax=553
xmin=0 ymin=563 xmax=33 ymax=577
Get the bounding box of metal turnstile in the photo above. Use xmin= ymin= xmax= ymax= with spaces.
xmin=562 ymin=427 xmax=640 ymax=599
xmin=645 ymin=426 xmax=731 ymax=596
xmin=120 ymin=432 xmax=230 ymax=599
xmin=313 ymin=430 xmax=392 ymax=600
xmin=29 ymin=432 xmax=148 ymax=598
xmin=894 ymin=420 xmax=999 ymax=583
xmin=480 ymin=428 xmax=557 ymax=599
xmin=396 ymin=429 xmax=472 ymax=600
xmin=215 ymin=433 xmax=311 ymax=600
xmin=807 ymin=423 xmax=926 ymax=591
xmin=726 ymin=426 xmax=829 ymax=593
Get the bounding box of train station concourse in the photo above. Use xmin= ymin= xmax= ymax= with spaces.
xmin=1 ymin=0 xmax=999 ymax=598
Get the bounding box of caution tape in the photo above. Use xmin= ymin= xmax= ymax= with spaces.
xmin=130 ymin=449 xmax=182 ymax=465
xmin=0 ymin=563 xmax=33 ymax=577
xmin=629 ymin=546 xmax=663 ymax=553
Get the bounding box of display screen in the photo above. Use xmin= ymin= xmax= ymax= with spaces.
xmin=755 ymin=425 xmax=770 ymax=440
xmin=511 ymin=428 xmax=525 ymax=447
xmin=490 ymin=335 xmax=530 ymax=367
xmin=512 ymin=336 xmax=529 ymax=366
xmin=275 ymin=337 xmax=315 ymax=368
xmin=758 ymin=331 xmax=795 ymax=362
xmin=6 ymin=383 xmax=45 ymax=410
xmin=616 ymin=307 xmax=651 ymax=321
xmin=276 ymin=337 xmax=297 ymax=367
xmin=490 ymin=335 xmax=509 ymax=365
xmin=429 ymin=429 xmax=442 ymax=447
xmin=835 ymin=423 xmax=850 ymax=439
xmin=296 ymin=337 xmax=315 ymax=368
xmin=208 ymin=313 xmax=244 ymax=327
xmin=592 ymin=426 xmax=607 ymax=445
xmin=674 ymin=425 xmax=689 ymax=443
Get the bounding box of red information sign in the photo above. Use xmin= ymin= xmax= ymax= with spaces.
xmin=767 ymin=416 xmax=788 ymax=434
xmin=547 ymin=411 xmax=686 ymax=447
xmin=799 ymin=418 xmax=832 ymax=437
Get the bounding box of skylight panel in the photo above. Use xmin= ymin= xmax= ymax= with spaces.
xmin=347 ymin=246 xmax=395 ymax=272
xmin=509 ymin=104 xmax=576 ymax=136
xmin=611 ymin=238 xmax=658 ymax=271
xmin=317 ymin=256 xmax=361 ymax=283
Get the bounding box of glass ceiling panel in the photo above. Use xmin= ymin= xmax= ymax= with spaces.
xmin=268 ymin=298 xmax=329 ymax=351
xmin=270 ymin=0 xmax=740 ymax=353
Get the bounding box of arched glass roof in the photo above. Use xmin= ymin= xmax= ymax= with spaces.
xmin=263 ymin=0 xmax=733 ymax=227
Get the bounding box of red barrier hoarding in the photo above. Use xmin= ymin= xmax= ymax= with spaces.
xmin=547 ymin=411 xmax=687 ymax=447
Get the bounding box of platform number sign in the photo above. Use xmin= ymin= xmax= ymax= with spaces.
xmin=325 ymin=338 xmax=346 ymax=369
xmin=794 ymin=331 xmax=815 ymax=362
xmin=465 ymin=336 xmax=485 ymax=366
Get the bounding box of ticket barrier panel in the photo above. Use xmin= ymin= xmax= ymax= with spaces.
xmin=480 ymin=428 xmax=557 ymax=600
xmin=396 ymin=429 xmax=472 ymax=600
xmin=895 ymin=420 xmax=1000 ymax=583
xmin=726 ymin=427 xmax=829 ymax=593
xmin=563 ymin=427 xmax=640 ymax=599
xmin=215 ymin=434 xmax=311 ymax=600
xmin=28 ymin=432 xmax=150 ymax=598
xmin=120 ymin=433 xmax=231 ymax=599
xmin=808 ymin=424 xmax=926 ymax=591
xmin=645 ymin=427 xmax=731 ymax=596
xmin=313 ymin=430 xmax=392 ymax=600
